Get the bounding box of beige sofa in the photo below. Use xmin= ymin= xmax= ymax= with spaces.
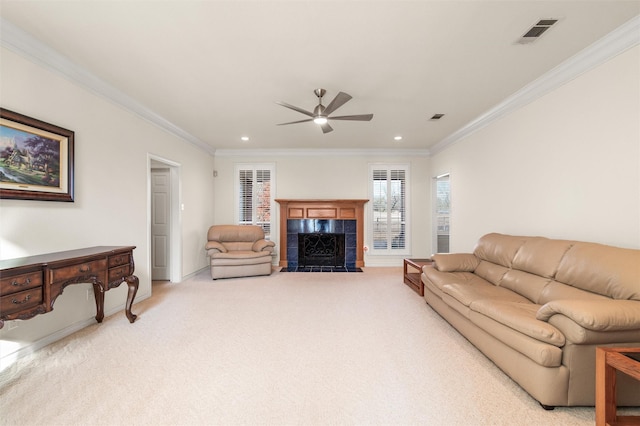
xmin=205 ymin=225 xmax=275 ymax=279
xmin=421 ymin=233 xmax=640 ymax=408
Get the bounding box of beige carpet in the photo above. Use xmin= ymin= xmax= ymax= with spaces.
xmin=1 ymin=267 xmax=636 ymax=425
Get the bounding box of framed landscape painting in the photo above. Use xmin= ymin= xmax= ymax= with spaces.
xmin=0 ymin=108 xmax=74 ymax=202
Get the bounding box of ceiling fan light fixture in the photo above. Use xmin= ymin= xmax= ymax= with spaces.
xmin=313 ymin=116 xmax=328 ymax=125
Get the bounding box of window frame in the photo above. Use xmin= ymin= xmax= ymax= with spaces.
xmin=234 ymin=163 xmax=276 ymax=241
xmin=368 ymin=163 xmax=410 ymax=256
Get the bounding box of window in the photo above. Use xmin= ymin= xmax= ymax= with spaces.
xmin=235 ymin=164 xmax=275 ymax=239
xmin=433 ymin=173 xmax=450 ymax=253
xmin=369 ymin=164 xmax=410 ymax=255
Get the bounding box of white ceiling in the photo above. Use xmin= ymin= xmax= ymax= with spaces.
xmin=1 ymin=1 xmax=639 ymax=153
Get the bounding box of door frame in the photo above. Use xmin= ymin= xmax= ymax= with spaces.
xmin=147 ymin=154 xmax=182 ymax=283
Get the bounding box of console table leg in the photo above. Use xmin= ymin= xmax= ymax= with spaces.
xmin=92 ymin=282 xmax=105 ymax=323
xmin=125 ymin=275 xmax=139 ymax=323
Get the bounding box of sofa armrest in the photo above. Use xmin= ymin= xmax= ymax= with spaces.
xmin=432 ymin=253 xmax=480 ymax=272
xmin=205 ymin=241 xmax=227 ymax=254
xmin=253 ymin=239 xmax=275 ymax=252
xmin=536 ymin=299 xmax=640 ymax=331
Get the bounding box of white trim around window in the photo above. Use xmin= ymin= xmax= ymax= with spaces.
xmin=368 ymin=163 xmax=410 ymax=256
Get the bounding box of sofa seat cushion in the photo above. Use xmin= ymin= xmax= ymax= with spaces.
xmin=210 ymin=250 xmax=272 ymax=266
xmin=442 ymin=281 xmax=531 ymax=307
xmin=470 ymin=300 xmax=565 ymax=347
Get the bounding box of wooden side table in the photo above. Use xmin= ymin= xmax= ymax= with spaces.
xmin=403 ymin=258 xmax=432 ymax=296
xmin=595 ymin=346 xmax=640 ymax=426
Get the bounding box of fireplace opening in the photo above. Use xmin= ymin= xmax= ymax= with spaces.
xmin=298 ymin=233 xmax=345 ymax=267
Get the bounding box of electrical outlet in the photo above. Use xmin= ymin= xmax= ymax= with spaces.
xmin=86 ymin=289 xmax=92 ymax=301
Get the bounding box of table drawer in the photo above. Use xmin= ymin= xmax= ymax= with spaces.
xmin=108 ymin=265 xmax=131 ymax=282
xmin=109 ymin=253 xmax=131 ymax=268
xmin=50 ymin=259 xmax=107 ymax=283
xmin=0 ymin=287 xmax=43 ymax=315
xmin=0 ymin=271 xmax=43 ymax=295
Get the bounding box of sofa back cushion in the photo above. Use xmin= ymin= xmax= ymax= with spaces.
xmin=500 ymin=270 xmax=552 ymax=304
xmin=511 ymin=237 xmax=573 ymax=278
xmin=473 ymin=233 xmax=527 ymax=268
xmin=474 ymin=260 xmax=509 ymax=285
xmin=538 ymin=280 xmax=609 ymax=304
xmin=555 ymin=242 xmax=640 ymax=301
xmin=207 ymin=225 xmax=265 ymax=252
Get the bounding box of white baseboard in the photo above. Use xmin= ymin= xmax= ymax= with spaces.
xmin=180 ymin=266 xmax=208 ymax=282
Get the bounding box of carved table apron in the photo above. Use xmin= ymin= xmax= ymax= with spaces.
xmin=0 ymin=246 xmax=139 ymax=329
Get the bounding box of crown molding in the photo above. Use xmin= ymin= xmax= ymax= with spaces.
xmin=4 ymin=14 xmax=637 ymax=159
xmin=214 ymin=148 xmax=431 ymax=157
xmin=0 ymin=18 xmax=216 ymax=156
xmin=430 ymin=14 xmax=640 ymax=155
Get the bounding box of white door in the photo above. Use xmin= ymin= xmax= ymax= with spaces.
xmin=151 ymin=168 xmax=171 ymax=280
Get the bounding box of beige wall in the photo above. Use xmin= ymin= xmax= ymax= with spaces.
xmin=213 ymin=153 xmax=432 ymax=266
xmin=429 ymin=45 xmax=640 ymax=252
xmin=0 ymin=48 xmax=215 ymax=357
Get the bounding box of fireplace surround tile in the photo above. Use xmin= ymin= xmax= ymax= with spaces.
xmin=287 ymin=219 xmax=356 ymax=268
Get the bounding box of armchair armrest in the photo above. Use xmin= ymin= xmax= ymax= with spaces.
xmin=253 ymin=239 xmax=275 ymax=253
xmin=432 ymin=253 xmax=480 ymax=272
xmin=536 ymin=299 xmax=640 ymax=331
xmin=205 ymin=241 xmax=227 ymax=254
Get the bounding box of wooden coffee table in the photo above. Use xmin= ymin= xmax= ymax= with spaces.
xmin=596 ymin=346 xmax=640 ymax=426
xmin=403 ymin=258 xmax=432 ymax=296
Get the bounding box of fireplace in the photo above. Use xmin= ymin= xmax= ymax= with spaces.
xmin=276 ymin=199 xmax=368 ymax=268
xmin=298 ymin=233 xmax=345 ymax=267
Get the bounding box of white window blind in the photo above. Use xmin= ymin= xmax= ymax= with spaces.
xmin=369 ymin=164 xmax=409 ymax=255
xmin=235 ymin=164 xmax=275 ymax=239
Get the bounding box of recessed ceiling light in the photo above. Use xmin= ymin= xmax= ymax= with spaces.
xmin=394 ymin=136 xmax=403 ymax=141
xmin=241 ymin=136 xmax=249 ymax=141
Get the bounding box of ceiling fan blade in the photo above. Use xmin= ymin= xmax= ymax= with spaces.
xmin=323 ymin=92 xmax=352 ymax=116
xmin=320 ymin=122 xmax=333 ymax=134
xmin=329 ymin=114 xmax=374 ymax=121
xmin=275 ymin=101 xmax=315 ymax=118
xmin=277 ymin=118 xmax=314 ymax=126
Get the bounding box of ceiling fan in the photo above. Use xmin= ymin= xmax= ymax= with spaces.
xmin=276 ymin=89 xmax=373 ymax=134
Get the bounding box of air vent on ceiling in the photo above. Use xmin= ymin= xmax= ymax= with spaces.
xmin=430 ymin=113 xmax=445 ymax=120
xmin=517 ymin=19 xmax=558 ymax=44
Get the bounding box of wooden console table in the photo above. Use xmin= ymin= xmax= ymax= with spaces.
xmin=0 ymin=246 xmax=139 ymax=329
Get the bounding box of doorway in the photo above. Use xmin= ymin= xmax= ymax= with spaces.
xmin=148 ymin=155 xmax=182 ymax=283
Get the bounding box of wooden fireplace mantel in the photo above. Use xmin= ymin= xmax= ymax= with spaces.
xmin=275 ymin=199 xmax=368 ymax=268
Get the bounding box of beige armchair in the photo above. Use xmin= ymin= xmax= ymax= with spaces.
xmin=205 ymin=225 xmax=275 ymax=279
